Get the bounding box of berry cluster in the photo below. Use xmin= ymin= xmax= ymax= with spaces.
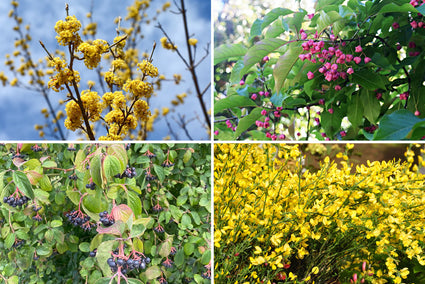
xmin=115 ymin=165 xmax=137 ymax=179
xmin=99 ymin=211 xmax=115 ymax=227
xmin=32 ymin=205 xmax=43 ymax=222
xmin=152 ymin=203 xmax=163 ymax=213
xmin=145 ymin=150 xmax=156 ymax=158
xmin=154 ymin=224 xmax=165 ymax=233
xmin=68 ymin=174 xmax=78 ymax=180
xmin=125 ymin=143 xmax=131 ymax=150
xmin=161 ymin=160 xmax=174 ymax=167
xmin=12 ymin=239 xmax=25 ymax=248
xmin=65 ymin=209 xmax=95 ymax=231
xmin=145 ymin=172 xmax=157 ymax=181
xmin=31 ymin=144 xmax=43 ymax=152
xmin=85 ymin=182 xmax=96 ymax=190
xmin=3 ymin=195 xmax=30 ymax=208
xmin=162 ymin=257 xmax=173 ymax=268
xmin=12 ymin=153 xmax=26 ymax=159
xmin=107 ymin=254 xmax=151 ymax=275
xmin=299 ymin=33 xmax=370 ymax=83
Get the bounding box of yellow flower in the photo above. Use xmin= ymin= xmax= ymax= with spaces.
xmin=188 ymin=38 xmax=198 ymax=46
xmin=162 ymin=107 xmax=169 ymax=116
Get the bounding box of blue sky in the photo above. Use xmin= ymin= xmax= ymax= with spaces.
xmin=0 ymin=0 xmax=211 ymax=141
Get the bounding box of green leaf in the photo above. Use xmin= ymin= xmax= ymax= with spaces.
xmin=190 ymin=211 xmax=201 ymax=225
xmin=144 ymin=265 xmax=162 ymax=280
xmin=83 ymin=193 xmax=108 ymax=214
xmin=127 ymin=190 xmax=142 ymax=217
xmin=273 ymin=42 xmax=303 ymax=92
xmin=184 ymin=242 xmax=195 ymax=255
xmin=107 ymin=144 xmax=128 ymax=172
xmin=374 ymin=110 xmax=422 ymax=140
xmin=79 ymin=242 xmax=91 ymax=253
xmin=136 ymin=155 xmax=150 ymax=165
xmin=181 ymin=214 xmax=193 ymax=230
xmin=378 ymin=3 xmax=418 ymax=14
xmin=351 ymin=69 xmax=387 ymax=90
xmin=90 ymin=155 xmax=103 ymax=187
xmin=234 ymin=108 xmax=263 ymax=139
xmin=75 ymin=149 xmax=86 ymax=172
xmin=129 ymin=224 xmax=146 ymax=238
xmin=214 ymin=43 xmax=247 ymax=65
xmin=96 ymin=240 xmax=116 ymax=276
xmin=13 ymin=171 xmax=34 ymax=199
xmin=361 ymin=89 xmax=381 ymax=124
xmin=153 ymin=164 xmax=165 ymax=182
xmin=50 ymin=220 xmax=63 ymax=228
xmin=36 ymin=244 xmax=52 ymax=256
xmin=321 ymin=108 xmax=343 ymax=137
xmin=42 ymin=161 xmax=57 ymax=168
xmin=103 ymin=155 xmax=121 ymax=179
xmin=5 ymin=232 xmax=15 ymax=249
xmin=39 ymin=175 xmax=52 ymax=191
xmin=229 ymin=60 xmax=245 ymax=85
xmin=317 ymin=10 xmax=341 ymax=34
xmin=288 ymin=10 xmax=307 ymax=32
xmin=174 ymin=249 xmax=185 ymax=267
xmin=201 ymin=250 xmax=211 ymax=265
xmin=90 ymin=234 xmax=104 ymax=251
xmin=347 ymin=93 xmax=364 ymax=127
xmin=159 ymin=235 xmax=173 ymax=258
xmin=250 ymin=18 xmax=263 ymax=37
xmin=261 ymin=8 xmax=293 ymax=30
xmin=177 ymin=195 xmax=188 ymax=206
xmin=241 ymin=38 xmax=287 ymax=75
xmin=214 ymin=95 xmax=257 ymax=114
xmin=183 ymin=150 xmax=192 ymax=163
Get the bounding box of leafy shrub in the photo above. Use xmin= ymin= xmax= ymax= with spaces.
xmin=214 ymin=143 xmax=425 ymax=283
xmin=0 ymin=143 xmax=211 ymax=284
xmin=214 ymin=0 xmax=425 ymax=140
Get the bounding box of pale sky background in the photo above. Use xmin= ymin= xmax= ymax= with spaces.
xmin=0 ymin=0 xmax=211 ymax=141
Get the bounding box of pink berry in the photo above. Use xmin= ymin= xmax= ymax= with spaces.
xmin=261 ymin=109 xmax=267 ymax=116
xmin=376 ymin=93 xmax=382 ymax=100
xmin=411 ymin=21 xmax=418 ymax=29
xmin=355 ymin=45 xmax=363 ymax=53
xmin=321 ymin=132 xmax=327 ymax=137
xmin=266 ymin=132 xmax=271 ymax=138
xmin=279 ymin=134 xmax=286 ymax=140
xmin=335 ymin=85 xmax=341 ymax=91
xmin=409 ymin=41 xmax=416 ymax=48
xmin=296 ymin=132 xmax=301 ymax=136
xmin=308 ymin=13 xmax=314 ymax=19
xmin=251 ymin=93 xmax=257 ymax=100
xmin=259 ymin=91 xmax=264 ymax=96
xmin=214 ymin=130 xmax=219 ymax=135
xmin=347 ymin=67 xmax=354 ymax=74
xmin=331 ymin=63 xmax=338 ymax=70
xmin=264 ymin=91 xmax=270 ymax=97
xmin=328 ymin=108 xmax=334 ymax=114
xmin=239 ymin=80 xmax=245 ymax=85
xmin=364 ymin=57 xmax=372 ymax=63
xmin=345 ymin=54 xmax=353 ymax=62
xmin=307 ymin=71 xmax=314 ymax=79
xmin=319 ymin=99 xmax=325 ymax=105
xmin=301 ymin=32 xmax=307 ymax=40
xmin=392 ymin=22 xmax=399 ymax=29
xmin=415 ymin=110 xmax=420 ymax=116
xmin=262 ymin=56 xmax=269 ymax=62
xmin=340 ymin=131 xmax=346 ymax=137
xmin=271 ymin=134 xmax=277 ymax=140
xmin=353 ymin=57 xmax=362 ymax=64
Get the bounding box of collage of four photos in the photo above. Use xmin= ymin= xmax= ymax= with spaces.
xmin=0 ymin=0 xmax=425 ymax=283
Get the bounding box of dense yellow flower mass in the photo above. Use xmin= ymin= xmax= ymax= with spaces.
xmin=54 ymin=15 xmax=82 ymax=46
xmin=78 ymin=39 xmax=109 ymax=69
xmin=215 ymin=144 xmax=425 ymax=283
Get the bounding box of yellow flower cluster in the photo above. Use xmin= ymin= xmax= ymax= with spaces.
xmin=78 ymin=39 xmax=109 ymax=69
xmin=54 ymin=15 xmax=82 ymax=46
xmin=126 ymin=0 xmax=151 ymax=21
xmin=64 ymin=90 xmax=102 ymax=131
xmin=215 ymin=143 xmax=425 ymax=283
xmin=160 ymin=37 xmax=177 ymax=50
xmin=47 ymin=57 xmax=80 ymax=92
xmin=133 ymin=100 xmax=150 ymax=121
xmin=138 ymin=60 xmax=158 ymax=78
xmin=123 ymin=79 xmax=154 ymax=99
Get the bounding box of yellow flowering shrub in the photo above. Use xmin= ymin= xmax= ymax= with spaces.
xmin=3 ymin=0 xmax=211 ymax=140
xmin=215 ymin=143 xmax=425 ymax=283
